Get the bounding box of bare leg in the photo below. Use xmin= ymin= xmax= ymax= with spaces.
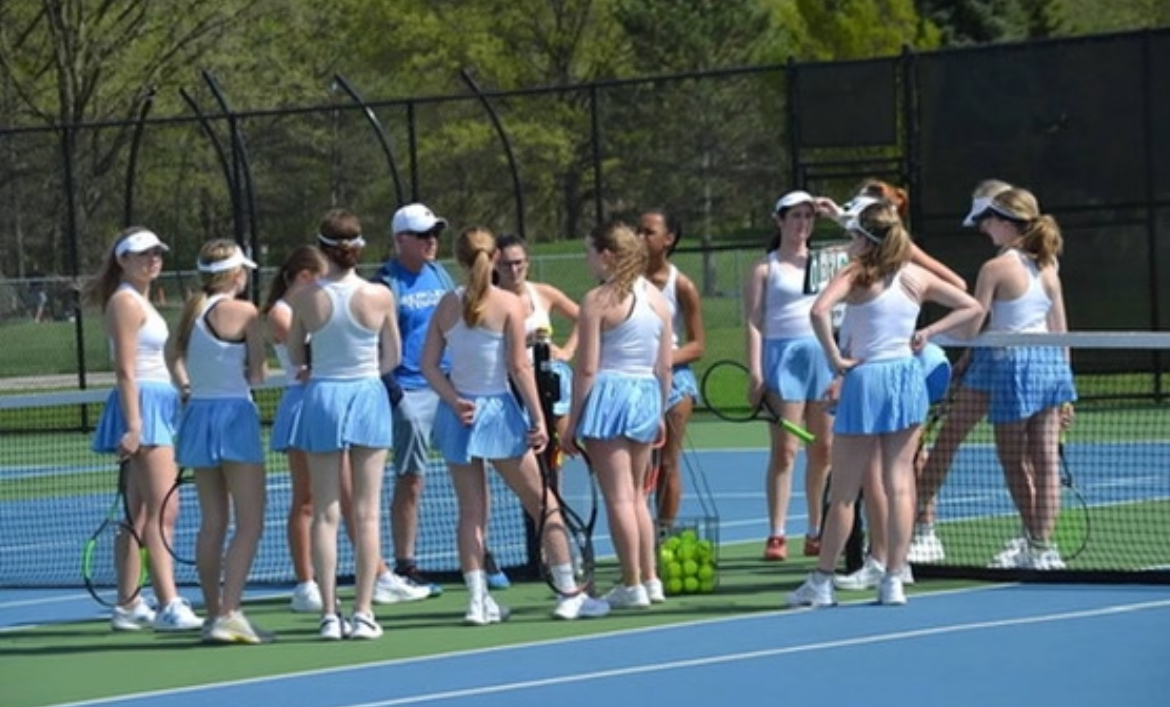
xmin=220 ymin=461 xmax=266 ymax=614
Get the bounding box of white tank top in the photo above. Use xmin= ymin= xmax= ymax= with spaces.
xmin=764 ymin=252 xmax=815 ymax=339
xmin=110 ymin=283 xmax=170 ymax=383
xmin=310 ymin=279 xmax=379 ymax=379
xmin=987 ymin=250 xmax=1051 ymax=333
xmin=599 ymin=278 xmax=660 ymax=376
xmin=522 ymin=282 xmax=552 ymax=336
xmin=655 ymin=265 xmax=683 ymax=349
xmin=187 ymin=294 xmax=251 ymax=399
xmin=445 ymin=299 xmax=510 ymax=395
xmin=840 ymin=268 xmax=920 ymax=362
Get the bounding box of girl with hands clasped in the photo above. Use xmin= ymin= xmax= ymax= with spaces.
xmin=422 ymin=227 xmax=610 ymax=624
xmin=788 ymin=198 xmax=981 ymax=608
xmin=561 ymin=221 xmax=673 ymax=609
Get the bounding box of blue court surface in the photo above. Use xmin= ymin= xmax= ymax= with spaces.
xmin=3 ymin=446 xmax=1168 ymax=706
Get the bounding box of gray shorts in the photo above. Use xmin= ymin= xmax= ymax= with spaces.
xmin=392 ymin=387 xmax=440 ymax=476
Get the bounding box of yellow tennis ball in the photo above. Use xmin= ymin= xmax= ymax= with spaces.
xmin=683 ymin=559 xmax=699 ymax=576
xmin=683 ymin=577 xmax=699 ymax=593
xmin=699 ymin=578 xmax=716 ymax=593
xmin=667 ymin=577 xmax=683 ymax=594
xmin=658 ymin=547 xmax=675 ymax=565
xmin=698 ymin=564 xmax=715 ymax=581
xmin=664 ymin=536 xmax=681 ymax=552
xmin=667 ymin=561 xmax=683 ymax=579
xmin=677 ymin=543 xmax=697 ymax=562
xmin=680 ymin=529 xmax=698 ymax=544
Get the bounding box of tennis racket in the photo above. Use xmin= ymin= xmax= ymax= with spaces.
xmin=536 ymin=444 xmax=597 ymax=597
xmin=700 ymin=360 xmax=815 ymax=443
xmin=1054 ymin=439 xmax=1090 ymax=561
xmin=81 ymin=459 xmax=148 ymax=608
xmin=160 ymin=467 xmax=197 ymax=566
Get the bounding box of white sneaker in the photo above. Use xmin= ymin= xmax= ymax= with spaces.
xmin=208 ymin=611 xmax=276 ymax=645
xmin=153 ymin=598 xmax=202 ymax=632
xmin=603 ymin=583 xmax=651 ymax=609
xmin=644 ymin=578 xmax=666 ymax=603
xmin=464 ymin=594 xmax=510 ymax=626
xmin=374 ymin=571 xmax=431 ymax=604
xmin=348 ymin=611 xmax=383 ymax=640
xmin=290 ymin=581 xmax=323 ymax=613
xmin=878 ymin=574 xmax=907 ymax=605
xmin=834 ymin=556 xmax=885 ymax=590
xmin=898 ymin=564 xmax=915 ymax=585
xmin=988 ymin=537 xmax=1029 ymax=568
xmin=319 ymin=613 xmax=351 ymax=640
xmin=1020 ymin=546 xmax=1066 ymax=570
xmin=907 ymin=529 xmax=946 ymax=563
xmin=787 ymin=572 xmax=836 ymax=608
xmin=554 ymin=593 xmax=611 ymax=620
xmin=110 ymin=600 xmax=156 ymax=632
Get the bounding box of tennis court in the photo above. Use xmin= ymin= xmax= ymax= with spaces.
xmin=3 ymin=432 xmax=1168 ymax=707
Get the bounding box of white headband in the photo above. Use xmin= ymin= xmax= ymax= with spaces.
xmin=197 ymin=248 xmax=257 ymax=273
xmin=317 ymin=233 xmax=367 ymax=248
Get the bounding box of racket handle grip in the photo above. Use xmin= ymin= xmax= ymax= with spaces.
xmin=780 ymin=419 xmax=816 ymax=443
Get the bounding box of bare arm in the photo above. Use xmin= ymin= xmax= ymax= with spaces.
xmin=743 ymin=259 xmax=768 ymax=390
xmin=242 ymin=305 xmax=268 ymax=387
xmin=503 ymin=293 xmax=547 ymax=451
xmin=420 ymin=293 xmax=460 ymax=408
xmin=809 ymin=266 xmax=857 ymax=374
xmin=108 ymin=293 xmax=146 ymax=456
xmin=376 ymin=287 xmax=401 ymax=376
xmin=672 ymin=272 xmax=706 ymax=368
xmin=563 ymin=288 xmax=602 ymax=453
xmin=912 ymin=265 xmax=984 ymax=344
xmin=648 ymin=287 xmax=675 ymax=410
xmin=537 ymin=282 xmax=580 ymax=360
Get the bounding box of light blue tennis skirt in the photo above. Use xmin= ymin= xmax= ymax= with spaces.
xmin=961 ymin=346 xmax=1076 ymax=423
xmin=293 ymin=377 xmax=393 ymax=453
xmin=577 ymin=372 xmax=662 ymax=444
xmin=549 ymin=359 xmax=573 ymax=417
xmin=916 ymin=343 xmax=952 ymax=404
xmin=92 ymin=380 xmax=179 ymax=453
xmin=668 ymin=364 xmax=699 ymax=409
xmin=176 ymin=397 xmax=264 ymax=467
xmin=834 ymin=357 xmax=928 ymax=435
xmin=270 ymin=385 xmax=304 ymax=453
xmin=434 ymin=391 xmax=531 ymax=464
xmin=764 ymin=336 xmax=834 ymax=403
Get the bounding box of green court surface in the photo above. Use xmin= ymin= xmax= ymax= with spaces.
xmin=0 ymin=540 xmax=983 ymax=707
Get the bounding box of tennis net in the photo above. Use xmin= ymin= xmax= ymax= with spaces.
xmin=907 ymin=331 xmax=1169 ymax=583
xmin=0 ymin=383 xmax=531 ymax=588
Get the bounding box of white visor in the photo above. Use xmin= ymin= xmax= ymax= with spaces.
xmin=115 ymin=230 xmax=170 ymax=257
xmin=317 ymin=233 xmax=367 ymax=248
xmin=840 ymin=196 xmax=883 ymax=239
xmin=197 ymin=248 xmax=257 ymax=273
xmin=962 ymin=196 xmax=992 ymax=227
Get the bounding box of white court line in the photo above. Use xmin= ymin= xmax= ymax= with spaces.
xmin=341 ymin=599 xmax=1170 ymax=707
xmin=35 ymin=585 xmax=1170 ymax=707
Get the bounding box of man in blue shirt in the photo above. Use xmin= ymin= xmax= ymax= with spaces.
xmin=371 ymin=203 xmax=509 ymax=595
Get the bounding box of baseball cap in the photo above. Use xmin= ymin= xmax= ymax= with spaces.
xmin=773 ymin=190 xmax=815 ymax=213
xmin=115 ymin=230 xmax=169 ymax=257
xmin=391 ymin=203 xmax=448 ymax=235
